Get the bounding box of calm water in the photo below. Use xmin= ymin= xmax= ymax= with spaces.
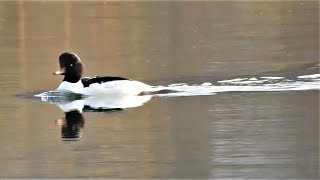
xmin=0 ymin=1 xmax=319 ymax=179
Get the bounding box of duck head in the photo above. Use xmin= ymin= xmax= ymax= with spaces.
xmin=54 ymin=52 xmax=84 ymax=83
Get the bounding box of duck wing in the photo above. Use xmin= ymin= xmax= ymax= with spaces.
xmin=81 ymin=76 xmax=129 ymax=87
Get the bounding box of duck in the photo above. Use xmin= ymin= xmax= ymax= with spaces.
xmin=53 ymin=52 xmax=154 ymax=96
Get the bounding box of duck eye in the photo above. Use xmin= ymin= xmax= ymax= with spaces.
xmin=70 ymin=64 xmax=73 ymax=67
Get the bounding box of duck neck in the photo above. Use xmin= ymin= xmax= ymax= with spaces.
xmin=63 ymin=74 xmax=82 ymax=83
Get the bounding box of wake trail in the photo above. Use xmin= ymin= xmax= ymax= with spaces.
xmin=151 ymin=73 xmax=320 ymax=97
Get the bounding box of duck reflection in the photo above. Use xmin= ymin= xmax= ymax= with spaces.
xmin=42 ymin=94 xmax=152 ymax=141
xmin=56 ymin=110 xmax=84 ymax=141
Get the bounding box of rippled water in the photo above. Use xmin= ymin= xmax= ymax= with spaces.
xmin=0 ymin=1 xmax=319 ymax=179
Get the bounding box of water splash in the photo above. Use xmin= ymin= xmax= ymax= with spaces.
xmin=152 ymin=73 xmax=320 ymax=97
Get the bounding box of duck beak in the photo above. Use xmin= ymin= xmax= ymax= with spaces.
xmin=53 ymin=68 xmax=65 ymax=75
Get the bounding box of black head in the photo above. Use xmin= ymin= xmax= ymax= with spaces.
xmin=54 ymin=52 xmax=84 ymax=83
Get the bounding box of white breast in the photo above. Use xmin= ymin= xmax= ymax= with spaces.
xmin=57 ymin=80 xmax=84 ymax=94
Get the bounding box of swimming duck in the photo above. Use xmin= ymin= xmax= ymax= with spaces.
xmin=53 ymin=52 xmax=153 ymax=96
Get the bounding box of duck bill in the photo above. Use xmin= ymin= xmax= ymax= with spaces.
xmin=53 ymin=68 xmax=65 ymax=75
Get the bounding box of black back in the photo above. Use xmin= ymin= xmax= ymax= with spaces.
xmin=81 ymin=76 xmax=129 ymax=87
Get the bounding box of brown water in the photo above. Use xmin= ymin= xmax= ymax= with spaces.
xmin=0 ymin=1 xmax=319 ymax=179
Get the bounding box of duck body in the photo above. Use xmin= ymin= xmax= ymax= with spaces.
xmin=57 ymin=78 xmax=152 ymax=96
xmin=82 ymin=77 xmax=152 ymax=96
xmin=54 ymin=53 xmax=153 ymax=96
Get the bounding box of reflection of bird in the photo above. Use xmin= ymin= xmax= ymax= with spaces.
xmin=54 ymin=95 xmax=152 ymax=112
xmin=52 ymin=94 xmax=151 ymax=141
xmin=53 ymin=52 xmax=154 ymax=96
xmin=57 ymin=110 xmax=84 ymax=141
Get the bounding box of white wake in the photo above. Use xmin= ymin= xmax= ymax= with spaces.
xmin=152 ymin=73 xmax=320 ymax=97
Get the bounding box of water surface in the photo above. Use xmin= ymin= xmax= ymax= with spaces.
xmin=0 ymin=1 xmax=318 ymax=179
